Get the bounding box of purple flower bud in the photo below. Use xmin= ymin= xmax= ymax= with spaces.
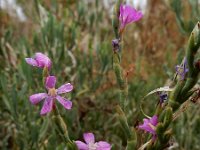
xmin=25 ymin=52 xmax=52 ymax=70
xmin=112 ymin=38 xmax=120 ymax=52
xmin=158 ymin=92 xmax=168 ymax=104
xmin=119 ymin=5 xmax=143 ymax=32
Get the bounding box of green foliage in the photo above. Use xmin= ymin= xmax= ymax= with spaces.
xmin=1 ymin=0 xmax=200 ymax=150
xmin=170 ymin=0 xmax=200 ymax=34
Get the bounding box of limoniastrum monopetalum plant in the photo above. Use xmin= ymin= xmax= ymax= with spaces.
xmin=24 ymin=1 xmax=200 ymax=149
xmin=26 ymin=52 xmax=112 ymax=150
xmin=111 ymin=0 xmax=200 ymax=150
xmin=25 ymin=53 xmax=77 ymax=149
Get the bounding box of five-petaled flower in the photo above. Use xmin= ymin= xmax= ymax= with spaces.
xmin=138 ymin=115 xmax=158 ymax=140
xmin=25 ymin=52 xmax=52 ymax=70
xmin=119 ymin=4 xmax=143 ymax=32
xmin=29 ymin=76 xmax=73 ymax=115
xmin=175 ymin=57 xmax=189 ymax=80
xmin=75 ymin=132 xmax=111 ymax=150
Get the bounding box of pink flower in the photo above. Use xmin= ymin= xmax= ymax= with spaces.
xmin=138 ymin=115 xmax=158 ymax=139
xmin=75 ymin=133 xmax=111 ymax=150
xmin=25 ymin=52 xmax=52 ymax=70
xmin=119 ymin=5 xmax=143 ymax=31
xmin=29 ymin=76 xmax=73 ymax=115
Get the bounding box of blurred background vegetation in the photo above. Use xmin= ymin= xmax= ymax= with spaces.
xmin=0 ymin=0 xmax=200 ymax=149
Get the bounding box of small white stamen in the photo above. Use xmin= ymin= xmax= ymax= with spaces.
xmin=148 ymin=123 xmax=156 ymax=130
xmin=88 ymin=142 xmax=98 ymax=150
xmin=48 ymin=88 xmax=57 ymax=96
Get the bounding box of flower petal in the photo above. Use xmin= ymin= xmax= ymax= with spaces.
xmin=35 ymin=52 xmax=51 ymax=69
xmin=29 ymin=93 xmax=48 ymax=105
xmin=138 ymin=124 xmax=155 ymax=134
xmin=129 ymin=10 xmax=143 ymax=22
xmin=138 ymin=116 xmax=158 ymax=135
xmin=119 ymin=5 xmax=143 ymax=29
xmin=150 ymin=115 xmax=158 ymax=126
xmin=75 ymin=141 xmax=88 ymax=150
xmin=83 ymin=133 xmax=95 ymax=144
xmin=56 ymin=95 xmax=72 ymax=110
xmin=40 ymin=96 xmax=53 ymax=115
xmin=46 ymin=76 xmax=56 ymax=89
xmin=97 ymin=141 xmax=111 ymax=150
xmin=57 ymin=83 xmax=73 ymax=94
xmin=25 ymin=58 xmax=38 ymax=67
xmin=119 ymin=5 xmax=124 ymax=23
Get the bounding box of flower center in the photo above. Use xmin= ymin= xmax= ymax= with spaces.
xmin=177 ymin=67 xmax=184 ymax=74
xmin=48 ymin=88 xmax=57 ymax=97
xmin=148 ymin=123 xmax=156 ymax=131
xmin=88 ymin=142 xmax=98 ymax=150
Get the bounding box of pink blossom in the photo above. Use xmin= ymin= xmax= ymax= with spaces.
xmin=138 ymin=115 xmax=158 ymax=140
xmin=25 ymin=52 xmax=52 ymax=70
xmin=29 ymin=76 xmax=73 ymax=115
xmin=119 ymin=5 xmax=143 ymax=31
xmin=75 ymin=133 xmax=111 ymax=150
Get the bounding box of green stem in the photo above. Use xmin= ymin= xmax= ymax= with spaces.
xmin=112 ymin=1 xmax=136 ymax=149
xmin=42 ymin=67 xmax=49 ymax=85
xmin=52 ymin=106 xmax=77 ymax=149
xmin=169 ymin=22 xmax=200 ymax=110
xmin=153 ymin=22 xmax=200 ymax=150
xmin=42 ymin=68 xmax=76 ymax=149
xmin=112 ymin=0 xmax=127 ymax=111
